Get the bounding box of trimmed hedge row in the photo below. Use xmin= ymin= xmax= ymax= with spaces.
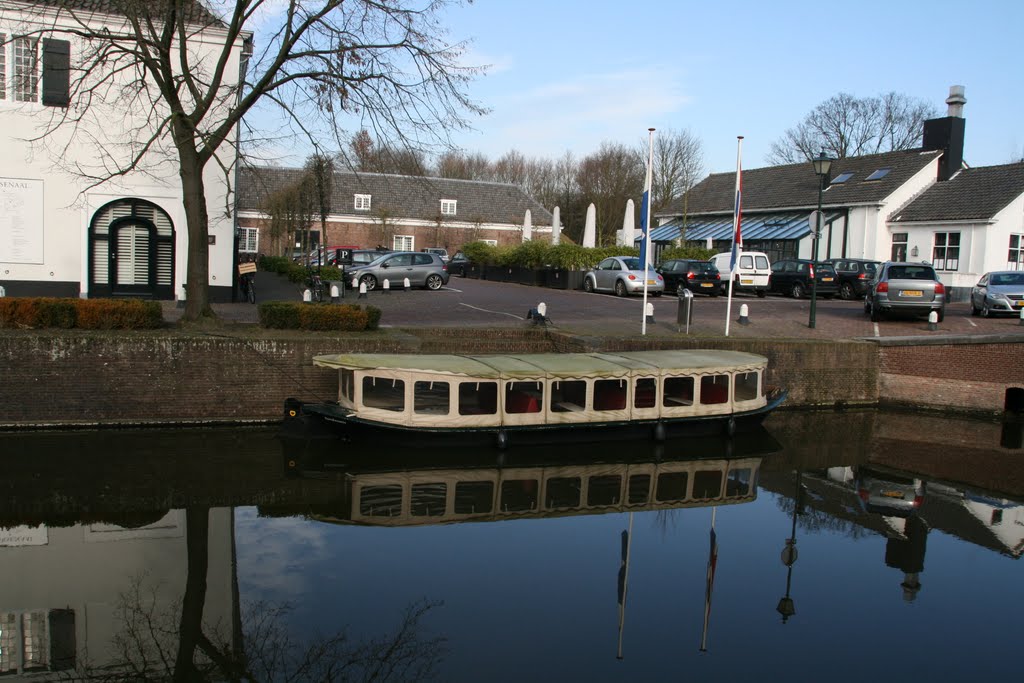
xmin=259 ymin=255 xmax=342 ymax=283
xmin=0 ymin=298 xmax=164 ymax=329
xmin=258 ymin=302 xmax=382 ymax=331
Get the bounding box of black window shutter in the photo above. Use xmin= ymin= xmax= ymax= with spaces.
xmin=42 ymin=38 xmax=70 ymax=107
xmin=48 ymin=608 xmax=76 ymax=671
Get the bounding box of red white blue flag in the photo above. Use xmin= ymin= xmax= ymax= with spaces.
xmin=729 ymin=139 xmax=744 ymax=272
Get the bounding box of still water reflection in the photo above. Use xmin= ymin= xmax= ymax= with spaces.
xmin=1 ymin=410 xmax=1021 ymax=681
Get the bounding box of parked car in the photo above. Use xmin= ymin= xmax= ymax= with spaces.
xmin=657 ymin=259 xmax=720 ymax=295
xmin=970 ymin=270 xmax=1024 ymax=317
xmin=448 ymin=250 xmax=471 ymax=277
xmin=348 ymin=249 xmax=391 ymax=266
xmin=583 ymin=256 xmax=664 ymax=297
xmin=768 ymin=259 xmax=839 ymax=299
xmin=345 ymin=251 xmax=449 ymax=291
xmin=855 ymin=466 xmax=924 ymax=518
xmin=422 ymin=247 xmax=450 ymax=263
xmin=825 ymin=258 xmax=881 ymax=300
xmin=709 ymin=251 xmax=770 ymax=297
xmin=864 ymin=261 xmax=946 ymax=322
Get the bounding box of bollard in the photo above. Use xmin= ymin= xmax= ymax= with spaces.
xmin=358 ymin=282 xmax=367 ymax=299
xmin=351 ymin=276 xmax=358 ymax=292
xmin=928 ymin=310 xmax=938 ymax=331
xmin=0 ymin=285 xmax=5 ymax=297
xmin=1019 ymin=307 xmax=1024 ymax=326
xmin=303 ymin=288 xmax=312 ymax=303
xmin=677 ymin=288 xmax=693 ymax=333
xmin=645 ymin=302 xmax=655 ymax=326
xmin=330 ymin=283 xmax=340 ymax=303
xmin=537 ymin=302 xmax=547 ymax=318
xmin=383 ymin=279 xmax=391 ymax=294
xmin=404 ymin=277 xmax=411 ymax=292
xmin=527 ymin=302 xmax=549 ymax=325
xmin=738 ymin=304 xmax=750 ymax=325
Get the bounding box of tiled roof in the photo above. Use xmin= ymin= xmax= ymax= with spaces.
xmin=663 ymin=148 xmax=942 ymax=216
xmin=238 ymin=166 xmax=553 ymax=226
xmin=891 ymin=162 xmax=1024 ymax=223
xmin=24 ymin=1 xmax=222 ymax=27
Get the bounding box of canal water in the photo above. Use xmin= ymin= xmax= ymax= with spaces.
xmin=1 ymin=410 xmax=1021 ymax=681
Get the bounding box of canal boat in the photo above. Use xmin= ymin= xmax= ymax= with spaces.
xmin=283 ymin=349 xmax=786 ymax=448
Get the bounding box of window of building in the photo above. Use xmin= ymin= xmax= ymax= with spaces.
xmin=663 ymin=376 xmax=694 ymax=407
xmin=891 ymin=232 xmax=908 ymax=262
xmin=0 ymin=33 xmax=6 ymax=100
xmin=700 ymin=375 xmax=729 ymax=405
xmin=0 ymin=610 xmax=75 ymax=674
xmin=933 ymin=232 xmax=960 ymax=271
xmin=441 ymin=199 xmax=457 ymax=215
xmin=593 ymin=379 xmax=626 ymax=411
xmin=361 ymin=376 xmax=405 ymax=412
xmin=550 ymin=380 xmax=586 ymax=412
xmin=393 ymin=234 xmax=413 ymax=251
xmin=865 ymin=168 xmax=891 ymax=181
xmin=634 ymin=377 xmax=657 ymax=409
xmin=238 ymin=226 xmax=258 ymax=253
xmin=482 ymin=239 xmax=498 ymax=246
xmin=505 ymin=381 xmax=542 ymax=413
xmin=830 ymin=171 xmax=854 ymax=184
xmin=13 ymin=37 xmax=38 ymax=103
xmin=458 ymin=381 xmax=497 ymax=415
xmin=354 ymin=194 xmax=371 ymax=210
xmin=734 ymin=372 xmax=759 ymax=401
xmin=414 ymin=380 xmax=450 ymax=415
xmin=1008 ymin=235 xmax=1023 ymax=271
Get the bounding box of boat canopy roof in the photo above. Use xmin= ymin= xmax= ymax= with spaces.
xmin=312 ymin=350 xmax=767 ymax=380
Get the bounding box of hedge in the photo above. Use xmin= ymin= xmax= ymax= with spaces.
xmin=0 ymin=298 xmax=163 ymax=329
xmin=258 ymin=255 xmax=341 ymax=283
xmin=258 ymin=301 xmax=381 ymax=331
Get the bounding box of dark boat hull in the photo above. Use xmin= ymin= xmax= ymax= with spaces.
xmin=281 ymin=389 xmax=788 ymax=449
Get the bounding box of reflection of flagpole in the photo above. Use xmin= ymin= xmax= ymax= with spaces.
xmin=724 ymin=136 xmax=744 ymax=337
xmin=616 ymin=512 xmax=634 ymax=660
xmin=700 ymin=507 xmax=718 ymax=652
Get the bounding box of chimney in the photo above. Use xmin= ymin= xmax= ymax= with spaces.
xmin=922 ymin=85 xmax=966 ymax=181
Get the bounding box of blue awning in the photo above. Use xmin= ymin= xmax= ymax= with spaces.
xmin=645 ymin=211 xmax=843 ymax=244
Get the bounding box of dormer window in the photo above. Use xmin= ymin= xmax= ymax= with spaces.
xmin=830 ymin=172 xmax=853 ymax=184
xmin=865 ymin=168 xmax=891 ymax=181
xmin=440 ymin=199 xmax=457 ymax=216
xmin=355 ymin=194 xmax=371 ymax=211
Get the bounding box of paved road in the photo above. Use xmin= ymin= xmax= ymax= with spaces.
xmin=164 ymin=272 xmax=1024 ymax=340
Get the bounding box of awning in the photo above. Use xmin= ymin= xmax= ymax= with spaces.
xmin=646 ymin=210 xmax=843 ymax=244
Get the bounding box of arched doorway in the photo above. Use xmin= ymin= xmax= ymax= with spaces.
xmin=89 ymin=199 xmax=175 ymax=299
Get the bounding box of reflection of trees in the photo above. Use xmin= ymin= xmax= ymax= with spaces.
xmin=775 ymin=496 xmax=873 ymax=539
xmin=104 ymin=507 xmax=446 ymax=682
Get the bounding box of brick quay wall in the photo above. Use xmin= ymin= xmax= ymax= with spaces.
xmin=0 ymin=328 xmax=1021 ymax=427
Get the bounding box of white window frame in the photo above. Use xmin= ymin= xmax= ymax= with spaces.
xmin=354 ymin=194 xmax=371 ymax=211
xmin=932 ymin=231 xmax=960 ymax=272
xmin=393 ymin=234 xmax=414 ymax=251
xmin=13 ymin=36 xmax=38 ymax=103
xmin=238 ymin=226 xmax=259 ymax=253
xmin=440 ymin=199 xmax=457 ymax=216
xmin=1008 ymin=234 xmax=1023 ymax=271
xmin=0 ymin=33 xmax=7 ymax=100
xmin=890 ymin=232 xmax=908 ymax=262
xmin=482 ymin=239 xmax=498 ymax=247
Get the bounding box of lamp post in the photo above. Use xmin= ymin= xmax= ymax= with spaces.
xmin=808 ymin=151 xmax=833 ymax=329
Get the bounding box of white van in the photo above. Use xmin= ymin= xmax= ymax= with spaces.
xmin=709 ymin=251 xmax=771 ymax=297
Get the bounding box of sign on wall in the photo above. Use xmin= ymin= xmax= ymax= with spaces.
xmin=0 ymin=178 xmax=45 ymax=264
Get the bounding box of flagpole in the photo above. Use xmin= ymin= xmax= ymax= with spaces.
xmin=616 ymin=511 xmax=634 ymax=660
xmin=724 ymin=136 xmax=744 ymax=337
xmin=641 ymin=128 xmax=655 ymax=335
xmin=700 ymin=506 xmax=718 ymax=652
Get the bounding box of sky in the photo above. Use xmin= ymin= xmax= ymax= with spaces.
xmin=428 ymin=0 xmax=1024 ymax=176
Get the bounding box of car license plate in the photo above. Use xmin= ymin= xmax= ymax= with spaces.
xmin=822 ymin=277 xmax=833 ymax=282
xmin=881 ymin=490 xmax=905 ymax=499
xmin=1016 ymin=301 xmax=1024 ymax=308
xmin=900 ymin=290 xmax=923 ymax=297
xmin=647 ymin=279 xmax=656 ymax=285
xmin=700 ymin=283 xmax=713 ymax=288
xmin=741 ymin=279 xmax=753 ymax=285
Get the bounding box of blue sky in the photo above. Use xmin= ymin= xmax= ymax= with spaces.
xmin=438 ymin=0 xmax=1023 ymax=174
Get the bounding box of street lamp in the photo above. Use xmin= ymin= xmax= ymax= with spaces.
xmin=808 ymin=151 xmax=833 ymax=329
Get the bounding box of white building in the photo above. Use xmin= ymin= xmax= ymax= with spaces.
xmin=0 ymin=1 xmax=247 ymax=302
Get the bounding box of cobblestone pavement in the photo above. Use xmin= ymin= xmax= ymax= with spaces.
xmin=162 ymin=272 xmax=1024 ymax=341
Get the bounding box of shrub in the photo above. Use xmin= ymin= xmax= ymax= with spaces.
xmin=258 ymin=301 xmax=302 ymax=329
xmin=257 ymin=301 xmax=380 ymax=331
xmin=460 ymin=241 xmax=499 ymax=265
xmin=0 ymin=298 xmax=162 ymax=329
xmin=364 ymin=305 xmax=382 ymax=330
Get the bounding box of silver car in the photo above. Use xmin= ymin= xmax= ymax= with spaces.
xmin=583 ymin=256 xmax=664 ymax=297
xmin=970 ymin=271 xmax=1024 ymax=317
xmin=864 ymin=261 xmax=946 ymax=322
xmin=346 ymin=251 xmax=450 ymax=291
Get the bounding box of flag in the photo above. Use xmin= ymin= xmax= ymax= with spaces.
xmin=700 ymin=526 xmax=719 ymax=652
xmin=728 ymin=145 xmax=743 ymax=272
xmin=638 ymin=141 xmax=654 ymax=270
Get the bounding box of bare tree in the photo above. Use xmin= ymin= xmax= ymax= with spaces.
xmin=19 ymin=1 xmax=484 ymax=320
xmin=767 ymin=92 xmax=939 ymax=164
xmin=434 ymin=149 xmax=492 ymax=179
xmin=305 ymin=153 xmax=334 ymax=254
xmin=648 ymin=127 xmax=704 ymax=214
xmin=575 ymin=142 xmax=644 ymax=246
xmin=492 ymin=149 xmax=528 ymax=186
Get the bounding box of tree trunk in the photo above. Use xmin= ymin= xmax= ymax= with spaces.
xmin=179 ymin=148 xmax=213 ymax=320
xmin=174 ymin=506 xmax=210 ymax=682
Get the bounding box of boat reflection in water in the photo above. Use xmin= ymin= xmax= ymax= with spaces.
xmin=276 ymin=427 xmax=782 ymax=527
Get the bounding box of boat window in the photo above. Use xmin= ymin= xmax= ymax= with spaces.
xmin=341 ymin=369 xmax=355 ymax=402
xmin=458 ymin=381 xmax=498 ymax=415
xmin=359 ymin=485 xmax=403 ymax=516
xmin=726 ymin=468 xmax=753 ymax=497
xmin=505 ymin=381 xmax=543 ymax=414
xmin=500 ymin=479 xmax=538 ymax=512
xmin=693 ymin=470 xmax=723 ymax=500
xmin=588 ymin=475 xmax=622 ymax=506
xmin=362 ymin=376 xmax=406 ymax=412
xmin=551 ymin=380 xmax=586 ymax=412
xmin=700 ymin=375 xmax=729 ymax=405
xmin=628 ymin=474 xmax=651 ymax=504
xmin=546 ymin=477 xmax=581 ymax=508
xmin=656 ymin=472 xmax=689 ymax=502
xmin=454 ymin=481 xmax=493 ymax=514
xmin=410 ymin=482 xmax=447 ymax=517
xmin=663 ymin=376 xmax=694 ymax=407
xmin=634 ymin=377 xmax=657 ymax=408
xmin=734 ymin=372 xmax=759 ymax=401
xmin=594 ymin=379 xmax=627 ymax=411
xmin=414 ymin=381 xmax=450 ymax=415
